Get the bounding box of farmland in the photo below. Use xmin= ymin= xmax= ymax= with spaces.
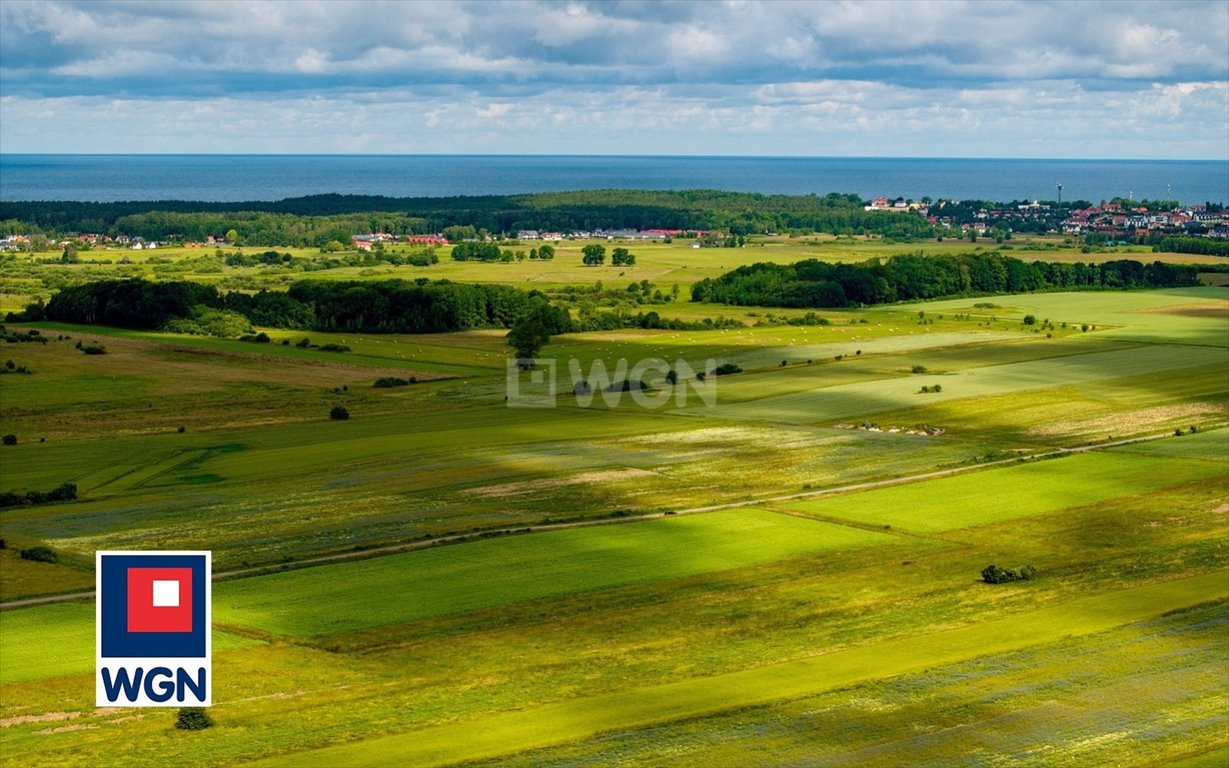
xmin=0 ymin=233 xmax=1226 ymax=766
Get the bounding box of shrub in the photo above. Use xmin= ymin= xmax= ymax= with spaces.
xmin=296 ymin=337 xmax=312 ymax=348
xmin=980 ymin=564 xmax=1036 ymax=584
xmin=1022 ymin=314 xmax=1037 ymax=325
xmin=20 ymin=546 xmax=58 ymax=563
xmin=911 ymin=365 xmax=927 ymax=373
xmin=175 ymin=707 xmax=214 ymax=730
xmin=329 ymin=406 xmax=350 ymax=421
xmin=2 ymin=434 xmax=15 ymax=446
xmin=81 ymin=344 xmax=107 ymax=355
xmin=318 ymin=343 xmax=351 ymax=353
xmin=373 ymin=377 xmax=411 ymax=388
xmin=711 ymin=363 xmax=742 ymax=376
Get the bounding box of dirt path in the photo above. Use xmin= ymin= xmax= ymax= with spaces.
xmin=1 ymin=426 xmax=1218 ymax=611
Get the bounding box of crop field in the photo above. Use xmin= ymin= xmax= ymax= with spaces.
xmin=1 ymin=273 xmax=1226 ymax=766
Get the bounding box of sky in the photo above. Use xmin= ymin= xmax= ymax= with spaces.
xmin=1 ymin=0 xmax=1227 ymax=158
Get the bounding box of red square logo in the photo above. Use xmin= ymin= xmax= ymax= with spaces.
xmin=127 ymin=568 xmax=193 ymax=633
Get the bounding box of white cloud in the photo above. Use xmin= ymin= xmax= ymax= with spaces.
xmin=0 ymin=1 xmax=1225 ymax=157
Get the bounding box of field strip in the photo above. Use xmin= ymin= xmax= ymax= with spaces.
xmin=243 ymin=571 xmax=1229 ymax=768
xmin=3 ymin=426 xmax=1225 ymax=611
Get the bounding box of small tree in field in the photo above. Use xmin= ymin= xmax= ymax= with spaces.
xmin=329 ymin=406 xmax=350 ymax=421
xmin=581 ymin=244 xmax=606 ymax=266
xmin=175 ymin=707 xmax=213 ymax=730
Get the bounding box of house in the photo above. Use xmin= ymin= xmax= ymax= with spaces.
xmin=516 ymin=230 xmax=539 ymax=241
xmin=403 ymin=235 xmax=449 ymax=246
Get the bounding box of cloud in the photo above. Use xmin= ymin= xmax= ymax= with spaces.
xmin=0 ymin=0 xmax=1225 ymax=157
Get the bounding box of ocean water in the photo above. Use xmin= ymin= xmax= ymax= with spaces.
xmin=0 ymin=154 xmax=1225 ymax=205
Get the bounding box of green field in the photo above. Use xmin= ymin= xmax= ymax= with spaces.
xmin=1 ymin=273 xmax=1226 ymax=766
xmin=780 ymin=444 xmax=1227 ymax=533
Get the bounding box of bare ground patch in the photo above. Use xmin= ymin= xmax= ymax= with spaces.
xmin=466 ymin=468 xmax=660 ymax=497
xmin=1 ymin=711 xmax=80 ymax=728
xmin=1132 ymin=301 xmax=1229 ymax=319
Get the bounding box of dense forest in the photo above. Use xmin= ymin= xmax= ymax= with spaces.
xmin=0 ymin=190 xmax=935 ymax=243
xmin=691 ymin=255 xmax=1202 ymax=307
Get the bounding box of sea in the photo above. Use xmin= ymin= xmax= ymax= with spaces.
xmin=0 ymin=154 xmax=1226 ymax=206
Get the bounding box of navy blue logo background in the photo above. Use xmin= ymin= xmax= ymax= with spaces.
xmin=100 ymin=553 xmax=207 ymax=658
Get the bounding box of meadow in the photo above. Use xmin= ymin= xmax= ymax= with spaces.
xmin=0 ymin=239 xmax=1226 ymax=766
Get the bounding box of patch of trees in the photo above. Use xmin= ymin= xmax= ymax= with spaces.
xmin=0 ymin=482 xmax=77 ymax=509
xmin=691 ymin=254 xmax=1202 ymax=308
xmin=48 ymin=280 xmax=219 ymax=329
xmin=20 ymin=546 xmax=59 ymax=563
xmin=1154 ymin=236 xmax=1229 ymax=257
xmin=41 ymin=278 xmax=555 ymax=335
xmin=980 ymin=563 xmax=1036 ymax=584
xmin=451 ymin=242 xmax=503 ymax=261
xmin=289 ymin=280 xmax=536 ymax=333
xmin=373 ymin=376 xmax=418 ymax=388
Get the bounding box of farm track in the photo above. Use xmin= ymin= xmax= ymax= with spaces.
xmin=1 ymin=425 xmax=1222 ymax=611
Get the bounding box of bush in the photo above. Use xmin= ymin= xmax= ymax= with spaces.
xmin=81 ymin=344 xmax=107 ymax=355
xmin=373 ymin=377 xmax=413 ymax=388
xmin=980 ymin=563 xmax=1036 ymax=584
xmin=1022 ymin=314 xmax=1037 ymax=325
xmin=911 ymin=365 xmax=927 ymax=374
xmin=318 ymin=343 xmax=350 ymax=353
xmin=2 ymin=434 xmax=15 ymax=446
xmin=711 ymin=363 xmax=742 ymax=376
xmin=330 ymin=406 xmax=350 ymax=421
xmin=20 ymin=546 xmax=58 ymax=563
xmin=175 ymin=707 xmax=214 ymax=730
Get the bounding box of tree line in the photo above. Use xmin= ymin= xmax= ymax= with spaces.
xmin=691 ymin=254 xmax=1202 ymax=307
xmin=1153 ymin=236 xmax=1229 ymax=257
xmin=1 ymin=190 xmax=937 ymax=242
xmin=37 ymin=278 xmax=548 ymax=334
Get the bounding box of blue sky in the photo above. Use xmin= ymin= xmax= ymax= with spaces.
xmin=1 ymin=0 xmax=1227 ymax=158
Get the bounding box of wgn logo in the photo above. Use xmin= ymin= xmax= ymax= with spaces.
xmin=96 ymin=551 xmax=211 ymax=707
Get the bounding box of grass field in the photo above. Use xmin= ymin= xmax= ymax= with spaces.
xmin=779 ymin=444 xmax=1227 ymax=533
xmin=1 ymin=278 xmax=1226 ymax=767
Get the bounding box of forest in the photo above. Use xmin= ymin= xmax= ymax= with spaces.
xmin=0 ymin=190 xmax=934 ymax=243
xmin=690 ymin=254 xmax=1202 ymax=307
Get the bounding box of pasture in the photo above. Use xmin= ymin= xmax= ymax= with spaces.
xmin=0 ymin=281 xmax=1226 ymax=766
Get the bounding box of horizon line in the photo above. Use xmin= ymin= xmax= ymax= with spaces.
xmin=2 ymin=152 xmax=1227 ymax=163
